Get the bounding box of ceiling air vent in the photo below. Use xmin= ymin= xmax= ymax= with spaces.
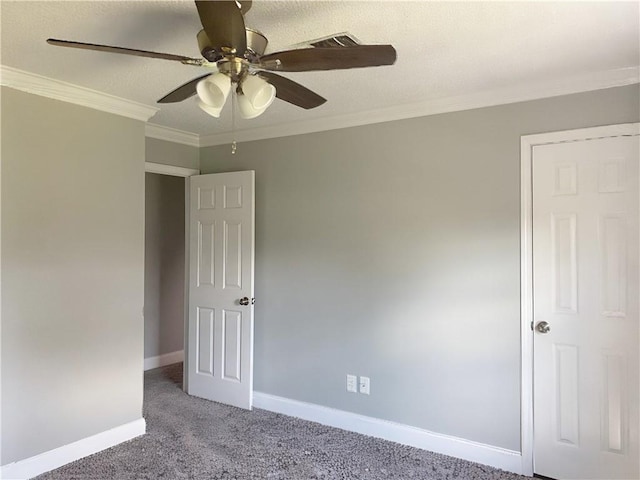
xmin=297 ymin=32 xmax=362 ymax=49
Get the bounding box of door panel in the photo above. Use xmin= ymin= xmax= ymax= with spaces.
xmin=533 ymin=135 xmax=639 ymax=479
xmin=187 ymin=171 xmax=255 ymax=410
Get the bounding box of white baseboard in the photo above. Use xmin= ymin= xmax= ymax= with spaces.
xmin=0 ymin=418 xmax=146 ymax=480
xmin=144 ymin=350 xmax=184 ymax=371
xmin=253 ymin=392 xmax=523 ymax=475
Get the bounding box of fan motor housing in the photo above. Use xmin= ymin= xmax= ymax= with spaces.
xmin=197 ymin=28 xmax=268 ymax=61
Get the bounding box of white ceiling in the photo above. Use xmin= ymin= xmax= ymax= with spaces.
xmin=2 ymin=1 xmax=639 ymax=139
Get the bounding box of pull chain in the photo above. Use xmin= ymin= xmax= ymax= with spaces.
xmin=231 ymin=85 xmax=237 ymax=155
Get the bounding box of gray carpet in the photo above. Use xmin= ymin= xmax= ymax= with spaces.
xmin=36 ymin=364 xmax=528 ymax=479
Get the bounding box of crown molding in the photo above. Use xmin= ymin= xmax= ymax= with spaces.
xmin=145 ymin=123 xmax=200 ymax=147
xmin=199 ymin=66 xmax=640 ymax=147
xmin=0 ymin=65 xmax=158 ymax=122
xmin=3 ymin=64 xmax=636 ymax=147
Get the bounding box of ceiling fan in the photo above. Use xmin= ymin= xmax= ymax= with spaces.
xmin=47 ymin=0 xmax=397 ymax=119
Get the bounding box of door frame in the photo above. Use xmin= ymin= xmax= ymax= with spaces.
xmin=519 ymin=123 xmax=640 ymax=476
xmin=144 ymin=162 xmax=200 ymax=391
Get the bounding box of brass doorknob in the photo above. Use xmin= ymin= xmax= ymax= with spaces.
xmin=535 ymin=321 xmax=551 ymax=334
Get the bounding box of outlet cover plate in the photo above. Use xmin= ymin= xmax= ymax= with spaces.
xmin=359 ymin=376 xmax=370 ymax=395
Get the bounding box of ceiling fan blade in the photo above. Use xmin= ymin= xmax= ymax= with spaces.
xmin=258 ymin=72 xmax=326 ymax=109
xmin=195 ymin=0 xmax=247 ymax=54
xmin=47 ymin=39 xmax=204 ymax=65
xmin=158 ymin=73 xmax=213 ymax=103
xmin=259 ymin=45 xmax=397 ymax=72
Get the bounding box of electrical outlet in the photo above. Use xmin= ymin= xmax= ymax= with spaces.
xmin=346 ymin=374 xmax=357 ymax=393
xmin=359 ymin=376 xmax=370 ymax=395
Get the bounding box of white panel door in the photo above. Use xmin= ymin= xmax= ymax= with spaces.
xmin=533 ymin=135 xmax=639 ymax=479
xmin=187 ymin=171 xmax=255 ymax=410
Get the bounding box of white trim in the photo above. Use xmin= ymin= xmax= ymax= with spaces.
xmin=519 ymin=123 xmax=640 ymax=477
xmin=253 ymin=392 xmax=523 ymax=475
xmin=0 ymin=418 xmax=146 ymax=480
xmin=182 ymin=178 xmax=191 ymax=394
xmin=520 ymin=123 xmax=640 ymax=147
xmin=143 ymin=349 xmax=184 ymax=371
xmin=199 ymin=66 xmax=640 ymax=147
xmin=145 ymin=123 xmax=200 ymax=147
xmin=0 ymin=72 xmax=3 ymax=467
xmin=520 ymin=134 xmax=535 ymax=478
xmin=0 ymin=66 xmax=158 ymax=122
xmin=145 ymin=162 xmax=199 ymax=177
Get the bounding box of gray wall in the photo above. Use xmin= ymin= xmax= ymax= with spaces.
xmin=144 ymin=173 xmax=185 ymax=359
xmin=1 ymin=87 xmax=145 ymax=464
xmin=146 ymin=137 xmax=199 ymax=170
xmin=200 ymin=84 xmax=640 ymax=451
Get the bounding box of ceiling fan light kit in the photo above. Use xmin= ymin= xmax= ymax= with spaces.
xmin=237 ymin=85 xmax=276 ymax=120
xmin=196 ymin=72 xmax=231 ymax=111
xmin=237 ymin=92 xmax=263 ymax=119
xmin=196 ymin=72 xmax=276 ymax=119
xmin=197 ymin=99 xmax=224 ymax=118
xmin=46 ymin=0 xmax=397 ymax=122
xmin=241 ymin=75 xmax=276 ymax=110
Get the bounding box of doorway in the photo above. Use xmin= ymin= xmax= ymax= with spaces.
xmin=143 ymin=165 xmax=255 ymax=410
xmin=144 ymin=162 xmax=199 ymax=371
xmin=520 ymin=124 xmax=639 ymax=479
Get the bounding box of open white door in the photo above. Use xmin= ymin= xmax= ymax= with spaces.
xmin=532 ymin=134 xmax=639 ymax=479
xmin=186 ymin=171 xmax=255 ymax=410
